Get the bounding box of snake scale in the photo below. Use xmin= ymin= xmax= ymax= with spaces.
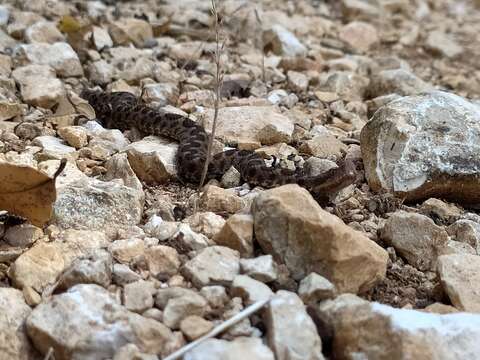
xmin=80 ymin=89 xmax=356 ymax=194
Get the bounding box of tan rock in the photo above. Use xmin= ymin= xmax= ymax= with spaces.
xmin=252 ymin=184 xmax=387 ymax=293
xmin=22 ymin=286 xmax=41 ymax=307
xmin=125 ymin=136 xmax=178 ymax=183
xmin=0 ymin=100 xmax=23 ymax=121
xmin=300 ymin=134 xmax=347 ymax=159
xmin=110 ymin=18 xmax=153 ymax=47
xmin=213 ymin=214 xmax=254 ymax=257
xmin=25 ymin=21 xmax=65 ymax=44
xmin=239 ymin=255 xmax=278 ymax=283
xmin=201 ymin=106 xmax=294 ymax=145
xmin=422 ymin=302 xmax=459 ymax=314
xmin=180 ymin=315 xmax=213 ymax=341
xmin=182 ymin=246 xmax=240 ymax=288
xmin=298 ymin=272 xmax=336 ymax=304
xmin=123 ymin=280 xmax=155 ymax=313
xmin=0 ymin=288 xmax=36 ymax=360
xmin=339 ymin=21 xmax=379 ymax=52
xmin=200 ymin=185 xmax=246 ymax=214
xmin=426 ymin=30 xmax=463 ymax=59
xmin=57 ymin=126 xmax=88 ymax=149
xmin=145 ymin=245 xmax=180 ymax=278
xmin=381 ymin=211 xmax=449 ymax=271
xmin=108 ymin=238 xmax=144 ymax=264
xmin=265 ymin=290 xmax=324 ymax=360
xmin=162 ymin=292 xmax=208 ymax=330
xmin=437 ymin=254 xmax=480 ymax=312
xmin=287 ymin=70 xmax=309 ymax=92
xmin=185 ymin=212 xmax=225 ymax=239
xmin=199 ymin=286 xmax=228 ymax=309
xmin=10 ymin=242 xmax=65 ymax=292
xmin=104 ymin=153 xmax=143 ymax=193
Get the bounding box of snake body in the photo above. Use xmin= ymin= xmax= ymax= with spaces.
xmin=80 ymin=89 xmax=356 ymax=193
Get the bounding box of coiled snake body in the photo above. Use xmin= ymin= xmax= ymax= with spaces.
xmin=81 ymin=90 xmax=356 ymax=194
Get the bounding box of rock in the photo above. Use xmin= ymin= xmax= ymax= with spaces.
xmin=426 ymin=30 xmax=463 ymax=59
xmin=53 ymin=178 xmax=144 ymax=237
xmin=339 ymin=21 xmax=379 ymax=52
xmin=23 ymin=286 xmax=41 ymax=306
xmin=184 ymin=212 xmax=225 ymax=240
xmin=265 ymin=290 xmax=324 ymax=360
xmin=27 ymin=284 xmax=175 ymax=359
xmin=12 ymin=64 xmax=65 ymax=108
xmin=423 ymin=302 xmax=459 ymax=314
xmin=14 ymin=42 xmax=83 ymax=77
xmin=182 ymin=246 xmax=240 ymax=288
xmin=437 ymin=254 xmax=480 ymax=312
xmin=263 ymin=25 xmax=307 ymax=57
xmin=55 ymin=250 xmax=113 ymax=291
xmin=123 ymin=280 xmax=155 ymax=313
xmin=316 ymin=293 xmax=480 ymax=359
xmin=361 ymin=91 xmax=480 ymax=205
xmin=200 ymin=185 xmax=246 ymax=214
xmin=298 ymin=273 xmax=336 ymax=304
xmin=110 ymin=18 xmax=153 ymax=47
xmin=125 ymin=136 xmax=178 ymax=183
xmin=0 ymin=28 xmax=17 ymax=52
xmin=159 ymin=290 xmax=208 ymax=330
xmin=113 ymin=344 xmax=157 ymax=360
xmin=252 ymin=184 xmax=387 ymax=293
xmin=57 ymin=126 xmax=88 ymax=149
xmin=0 ymin=100 xmax=23 ymax=121
xmin=287 ymin=70 xmax=309 ymax=92
xmin=231 ymin=275 xmax=273 ymax=305
xmin=213 ymin=214 xmax=254 ymax=257
xmin=341 ymin=0 xmax=380 ymax=19
xmin=184 ymin=337 xmax=274 ymax=360
xmin=113 ymin=263 xmax=142 ymax=285
xmin=4 ymin=224 xmax=43 ymax=247
xmin=92 ymin=26 xmax=113 ymax=50
xmin=420 ymin=198 xmax=462 ymax=225
xmin=0 ymin=288 xmax=36 ymax=360
xmin=240 ymin=255 xmax=278 ymax=283
xmin=299 ymin=133 xmax=347 ymax=159
xmin=201 ymin=106 xmax=294 ymax=145
xmin=370 ymin=68 xmax=433 ymax=97
xmin=321 ymin=71 xmax=369 ymax=102
xmin=25 ymin=21 xmax=65 ymax=44
xmin=220 ymin=166 xmax=242 ymax=188
xmin=33 ymin=135 xmax=76 ymax=160
xmin=447 ymin=220 xmax=480 ymax=254
xmin=381 ymin=211 xmax=449 ymax=271
xmin=104 ymin=153 xmax=143 ymax=193
xmin=142 ymin=83 xmax=179 ymax=107
xmin=109 ymin=238 xmax=145 ymax=264
xmin=10 ymin=242 xmax=65 ymax=292
xmin=144 ymin=245 xmax=180 ymax=279
xmin=180 ymin=315 xmax=213 ymax=341
xmin=222 ymin=297 xmax=257 ymax=338
xmin=87 ymin=60 xmax=115 ymax=85
xmin=200 ymin=286 xmax=228 ymax=309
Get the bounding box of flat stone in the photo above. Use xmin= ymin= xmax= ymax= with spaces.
xmin=200 ymin=185 xmax=246 ymax=214
xmin=361 ymin=91 xmax=480 ymax=205
xmin=180 ymin=315 xmax=213 ymax=341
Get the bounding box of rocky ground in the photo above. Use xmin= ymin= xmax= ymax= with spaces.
xmin=1 ymin=0 xmax=480 ymax=359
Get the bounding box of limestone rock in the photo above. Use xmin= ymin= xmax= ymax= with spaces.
xmin=231 ymin=275 xmax=274 ymax=305
xmin=213 ymin=214 xmax=254 ymax=257
xmin=184 ymin=337 xmax=274 ymax=360
xmin=184 ymin=212 xmax=225 ymax=240
xmin=144 ymin=245 xmax=180 ymax=278
xmin=265 ymin=290 xmax=324 ymax=360
xmin=125 ymin=136 xmax=178 ymax=183
xmin=25 ymin=21 xmax=65 ymax=44
xmin=426 ymin=30 xmax=463 ymax=59
xmin=57 ymin=126 xmax=88 ymax=149
xmin=437 ymin=254 xmax=480 ymax=312
xmin=109 ymin=18 xmax=153 ymax=47
xmin=361 ymin=91 xmax=480 ymax=205
xmin=12 ymin=64 xmax=65 ymax=108
xmin=109 ymin=238 xmax=145 ymax=264
xmin=159 ymin=290 xmax=208 ymax=329
xmin=252 ymin=184 xmax=387 ymax=293
xmin=320 ymin=71 xmax=369 ymax=102
xmin=32 ymin=135 xmax=76 ymax=160
xmin=26 ymin=284 xmax=175 ymax=359
xmin=123 ymin=280 xmax=155 ymax=313
xmin=370 ymin=68 xmax=433 ymax=97
xmin=182 ymin=246 xmax=240 ymax=288
xmin=0 ymin=288 xmax=36 ymax=360
xmin=381 ymin=211 xmax=449 ymax=271
xmin=0 ymin=100 xmax=23 ymax=121
xmin=201 ymin=106 xmax=294 ymax=145
xmin=447 ymin=220 xmax=480 ymax=254
xmin=180 ymin=315 xmax=213 ymax=341
xmin=263 ymin=25 xmax=307 ymax=57
xmin=4 ymin=224 xmax=43 ymax=247
xmin=200 ymin=185 xmax=246 ymax=214
xmin=339 ymin=21 xmax=379 ymax=52
xmin=316 ymin=293 xmax=480 ymax=360
xmin=299 ymin=133 xmax=347 ymax=159
xmin=14 ymin=42 xmax=83 ymax=77
xmin=240 ymin=255 xmax=278 ymax=283
xmin=298 ymin=272 xmax=336 ymax=304
xmin=287 ymin=70 xmax=309 ymax=92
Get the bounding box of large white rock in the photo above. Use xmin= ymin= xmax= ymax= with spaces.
xmin=361 ymin=91 xmax=480 ymax=205
xmin=316 ymin=294 xmax=480 ymax=360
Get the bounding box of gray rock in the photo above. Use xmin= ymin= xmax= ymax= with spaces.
xmin=370 ymin=68 xmax=433 ymax=97
xmin=184 ymin=337 xmax=274 ymax=360
xmin=263 ymin=25 xmax=307 ymax=57
xmin=240 ymin=255 xmax=278 ymax=283
xmin=361 ymin=91 xmax=480 ymax=205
